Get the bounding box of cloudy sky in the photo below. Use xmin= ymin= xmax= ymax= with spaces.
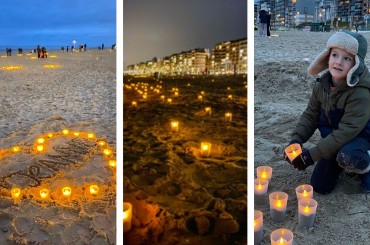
xmin=123 ymin=0 xmax=247 ymax=68
xmin=0 ymin=0 xmax=116 ymax=48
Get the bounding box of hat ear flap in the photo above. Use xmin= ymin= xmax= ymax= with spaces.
xmin=308 ymin=49 xmax=331 ymax=76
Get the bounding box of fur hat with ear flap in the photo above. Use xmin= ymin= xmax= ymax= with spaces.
xmin=308 ymin=30 xmax=368 ymax=87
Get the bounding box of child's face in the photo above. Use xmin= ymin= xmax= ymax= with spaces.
xmin=328 ymin=48 xmax=355 ymax=83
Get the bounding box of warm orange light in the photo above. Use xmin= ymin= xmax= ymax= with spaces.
xmin=303 ymin=189 xmax=307 ymax=197
xmin=11 ymin=188 xmax=21 ymax=198
xmin=103 ymin=149 xmax=112 ymax=155
xmin=90 ymin=185 xmax=99 ymax=195
xmin=62 ymin=129 xmax=69 ymax=135
xmin=261 ymin=171 xmax=267 ymax=179
xmin=40 ymin=189 xmax=49 ymax=198
xmin=1 ymin=66 xmax=23 ymax=70
xmin=198 ymin=95 xmax=203 ymax=101
xmin=171 ymin=121 xmax=179 ymax=132
xmin=87 ymin=133 xmax=95 ymax=139
xmin=47 ymin=133 xmax=53 ymax=137
xmin=132 ymin=101 xmax=137 ymax=107
xmin=36 ymin=145 xmax=44 ymax=152
xmin=62 ymin=187 xmax=72 ymax=196
xmin=228 ymin=95 xmax=233 ymax=99
xmin=12 ymin=146 xmax=20 ymax=152
xmin=109 ymin=160 xmax=116 ymax=168
xmin=304 ymin=205 xmax=310 ymax=213
xmin=257 ymin=183 xmax=262 ymax=190
xmin=37 ymin=138 xmax=45 ymax=144
xmin=167 ymin=98 xmax=172 ymax=104
xmin=43 ymin=64 xmax=60 ymax=69
xmin=98 ymin=141 xmax=106 ymax=146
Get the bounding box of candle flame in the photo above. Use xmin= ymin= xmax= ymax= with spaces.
xmin=47 ymin=133 xmax=53 ymax=137
xmin=254 ymin=220 xmax=256 ymax=227
xmin=90 ymin=185 xmax=99 ymax=195
xmin=123 ymin=210 xmax=128 ymax=220
xmin=36 ymin=145 xmax=44 ymax=152
xmin=62 ymin=187 xmax=71 ymax=196
xmin=257 ymin=183 xmax=262 ymax=190
xmin=202 ymin=145 xmax=208 ymax=150
xmin=12 ymin=146 xmax=20 ymax=152
xmin=62 ymin=129 xmax=69 ymax=135
xmin=304 ymin=205 xmax=310 ymax=213
xmin=87 ymin=133 xmax=95 ymax=139
xmin=303 ymin=189 xmax=307 ymax=197
xmin=279 ymin=237 xmax=286 ymax=244
xmin=109 ymin=160 xmax=116 ymax=168
xmin=11 ymin=188 xmax=21 ymax=198
xmin=103 ymin=149 xmax=111 ymax=155
xmin=40 ymin=189 xmax=49 ymax=198
xmin=261 ymin=172 xmax=267 ymax=179
xmin=73 ymin=132 xmax=80 ymax=136
xmin=37 ymin=138 xmax=45 ymax=144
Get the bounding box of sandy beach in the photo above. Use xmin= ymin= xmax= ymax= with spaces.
xmin=123 ymin=76 xmax=247 ymax=244
xmin=0 ymin=49 xmax=116 ymax=244
xmin=255 ymin=30 xmax=370 ymax=244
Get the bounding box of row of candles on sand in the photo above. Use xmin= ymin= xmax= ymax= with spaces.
xmin=254 ymin=144 xmax=318 ymax=244
xmin=0 ymin=130 xmax=116 ymax=204
xmin=1 ymin=64 xmax=61 ymax=70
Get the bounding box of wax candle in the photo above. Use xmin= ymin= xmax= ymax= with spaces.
xmin=109 ymin=159 xmax=116 ymax=168
xmin=123 ymin=202 xmax=133 ymax=232
xmin=198 ymin=95 xmax=203 ymax=101
xmin=284 ymin=143 xmax=302 ymax=162
xmin=89 ymin=185 xmax=99 ymax=195
xmin=40 ymin=188 xmax=49 ymax=198
xmin=62 ymin=129 xmax=69 ymax=135
xmin=103 ymin=149 xmax=112 ymax=156
xmin=254 ymin=178 xmax=269 ymax=205
xmin=200 ymin=142 xmax=212 ymax=157
xmin=143 ymin=94 xmax=147 ymax=99
xmin=12 ymin=146 xmax=20 ymax=152
xmin=298 ymin=198 xmax=318 ymax=228
xmin=295 ymin=184 xmax=313 ymax=200
xmin=36 ymin=145 xmax=44 ymax=152
xmin=62 ymin=187 xmax=72 ymax=197
xmin=269 ymin=192 xmax=288 ymax=223
xmin=47 ymin=133 xmax=53 ymax=138
xmin=73 ymin=132 xmax=80 ymax=136
xmin=160 ymin=95 xmax=165 ymax=101
xmin=225 ymin=112 xmax=233 ymax=122
xmin=228 ymin=94 xmax=233 ymax=100
xmin=37 ymin=138 xmax=45 ymax=144
xmin=254 ymin=210 xmax=263 ymax=245
xmin=87 ymin=133 xmax=95 ymax=139
xmin=132 ymin=101 xmax=137 ymax=107
xmin=171 ymin=121 xmax=179 ymax=132
xmin=256 ymin=166 xmax=272 ymax=182
xmin=270 ymin=228 xmax=293 ymax=245
xmin=205 ymin=107 xmax=211 ymax=115
xmin=174 ymin=91 xmax=179 ymax=96
xmin=98 ymin=141 xmax=106 ymax=146
xmin=167 ymin=98 xmax=172 ymax=104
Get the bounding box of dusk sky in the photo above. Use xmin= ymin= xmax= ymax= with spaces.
xmin=123 ymin=0 xmax=247 ymax=68
xmin=0 ymin=0 xmax=116 ymax=49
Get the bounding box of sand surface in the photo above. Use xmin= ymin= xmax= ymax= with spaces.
xmin=123 ymin=76 xmax=247 ymax=244
xmin=255 ymin=30 xmax=370 ymax=244
xmin=0 ymin=50 xmax=116 ymax=244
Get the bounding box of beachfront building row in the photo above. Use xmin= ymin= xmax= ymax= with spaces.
xmin=126 ymin=38 xmax=247 ymax=76
xmin=255 ymin=0 xmax=370 ymax=29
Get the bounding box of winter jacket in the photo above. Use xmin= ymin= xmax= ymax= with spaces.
xmin=291 ymin=69 xmax=370 ymax=161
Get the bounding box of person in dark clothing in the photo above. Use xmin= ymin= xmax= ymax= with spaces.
xmin=84 ymin=44 xmax=87 ymax=51
xmin=258 ymin=10 xmax=268 ymax=37
xmin=102 ymin=43 xmax=104 ymax=50
xmin=66 ymin=46 xmax=69 ymax=52
xmin=41 ymin=47 xmax=47 ymax=58
xmin=37 ymin=45 xmax=41 ymax=58
xmin=267 ymin=13 xmax=271 ymax=36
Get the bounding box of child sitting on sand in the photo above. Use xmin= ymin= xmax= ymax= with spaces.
xmin=285 ymin=30 xmax=370 ymax=194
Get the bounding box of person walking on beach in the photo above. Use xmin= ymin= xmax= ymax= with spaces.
xmin=37 ymin=45 xmax=41 ymax=58
xmin=41 ymin=47 xmax=47 ymax=58
xmin=84 ymin=43 xmax=87 ymax=52
xmin=102 ymin=43 xmax=104 ymax=50
xmin=285 ymin=31 xmax=370 ymax=194
xmin=66 ymin=46 xmax=69 ymax=52
xmin=258 ymin=10 xmax=268 ymax=37
xmin=354 ymin=19 xmax=359 ymax=33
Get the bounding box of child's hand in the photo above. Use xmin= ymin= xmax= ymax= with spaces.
xmin=291 ymin=149 xmax=314 ymax=171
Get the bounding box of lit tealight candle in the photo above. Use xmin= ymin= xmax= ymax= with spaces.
xmin=47 ymin=133 xmax=53 ymax=138
xmin=295 ymin=184 xmax=313 ymax=200
xmin=174 ymin=91 xmax=179 ymax=96
xmin=298 ymin=198 xmax=318 ymax=228
xmin=132 ymin=101 xmax=137 ymax=107
xmin=167 ymin=98 xmax=172 ymax=104
xmin=270 ymin=228 xmax=293 ymax=245
xmin=103 ymin=149 xmax=112 ymax=156
xmin=11 ymin=188 xmax=21 ymax=199
xmin=254 ymin=210 xmax=263 ymax=245
xmin=228 ymin=94 xmax=233 ymax=100
xmin=89 ymin=185 xmax=99 ymax=195
xmin=36 ymin=145 xmax=44 ymax=152
xmin=200 ymin=91 xmax=205 ymax=95
xmin=269 ymin=192 xmax=289 ymax=223
xmin=62 ymin=129 xmax=69 ymax=135
xmin=205 ymin=107 xmax=211 ymax=115
xmin=87 ymin=133 xmax=95 ymax=139
xmin=171 ymin=121 xmax=179 ymax=132
xmin=200 ymin=142 xmax=212 ymax=157
xmin=143 ymin=94 xmax=147 ymax=99
xmin=109 ymin=159 xmax=116 ymax=168
xmin=37 ymin=138 xmax=45 ymax=144
xmin=198 ymin=95 xmax=203 ymax=101
xmin=40 ymin=188 xmax=49 ymax=198
xmin=12 ymin=146 xmax=20 ymax=152
xmin=160 ymin=95 xmax=165 ymax=101
xmin=73 ymin=132 xmax=80 ymax=136
xmin=225 ymin=112 xmax=233 ymax=122
xmin=254 ymin=178 xmax=269 ymax=205
xmin=98 ymin=141 xmax=106 ymax=146
xmin=284 ymin=143 xmax=302 ymax=162
xmin=256 ymin=166 xmax=272 ymax=182
xmin=123 ymin=202 xmax=133 ymax=232
xmin=62 ymin=187 xmax=72 ymax=197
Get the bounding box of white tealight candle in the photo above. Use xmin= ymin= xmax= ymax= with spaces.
xmin=295 ymin=184 xmax=313 ymax=200
xmin=254 ymin=178 xmax=269 ymax=205
xmin=256 ymin=166 xmax=272 ymax=182
xmin=171 ymin=121 xmax=179 ymax=132
xmin=254 ymin=210 xmax=263 ymax=245
xmin=200 ymin=142 xmax=212 ymax=157
xmin=270 ymin=228 xmax=293 ymax=245
xmin=225 ymin=112 xmax=232 ymax=122
xmin=284 ymin=143 xmax=302 ymax=162
xmin=269 ymin=192 xmax=288 ymax=223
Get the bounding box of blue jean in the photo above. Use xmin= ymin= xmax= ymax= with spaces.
xmin=311 ymin=137 xmax=370 ymax=194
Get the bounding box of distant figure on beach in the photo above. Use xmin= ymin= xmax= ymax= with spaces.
xmin=258 ymin=10 xmax=268 ymax=37
xmin=354 ymin=19 xmax=359 ymax=33
xmin=18 ymin=48 xmax=23 ymax=55
xmin=84 ymin=43 xmax=87 ymax=51
xmin=37 ymin=45 xmax=41 ymax=58
xmin=66 ymin=46 xmax=69 ymax=52
xmin=71 ymin=46 xmax=74 ymax=52
xmin=284 ymin=31 xmax=370 ymax=194
xmin=266 ymin=12 xmax=271 ymax=36
xmin=102 ymin=43 xmax=104 ymax=50
xmin=6 ymin=48 xmax=12 ymax=56
xmin=111 ymin=44 xmax=116 ymax=50
xmin=41 ymin=47 xmax=47 ymax=58
xmin=61 ymin=47 xmax=64 ymax=52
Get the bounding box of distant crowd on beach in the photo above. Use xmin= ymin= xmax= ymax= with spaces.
xmin=4 ymin=43 xmax=116 ymax=56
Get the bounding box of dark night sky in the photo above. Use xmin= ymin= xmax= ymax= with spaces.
xmin=0 ymin=0 xmax=116 ymax=49
xmin=123 ymin=0 xmax=247 ymax=69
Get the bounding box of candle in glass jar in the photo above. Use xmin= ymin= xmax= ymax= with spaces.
xmin=256 ymin=166 xmax=272 ymax=182
xmin=295 ymin=184 xmax=313 ymax=200
xmin=205 ymin=107 xmax=211 ymax=115
xmin=225 ymin=112 xmax=233 ymax=122
xmin=89 ymin=185 xmax=99 ymax=195
xmin=198 ymin=95 xmax=203 ymax=101
xmin=298 ymin=198 xmax=318 ymax=228
xmin=167 ymin=98 xmax=172 ymax=104
xmin=284 ymin=143 xmax=302 ymax=162
xmin=200 ymin=142 xmax=212 ymax=157
xmin=254 ymin=210 xmax=263 ymax=245
xmin=40 ymin=188 xmax=49 ymax=198
xmin=270 ymin=228 xmax=293 ymax=245
xmin=62 ymin=187 xmax=72 ymax=197
xmin=254 ymin=178 xmax=269 ymax=205
xmin=132 ymin=101 xmax=137 ymax=107
xmin=11 ymin=188 xmax=21 ymax=199
xmin=269 ymin=192 xmax=288 ymax=223
xmin=123 ymin=202 xmax=133 ymax=232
